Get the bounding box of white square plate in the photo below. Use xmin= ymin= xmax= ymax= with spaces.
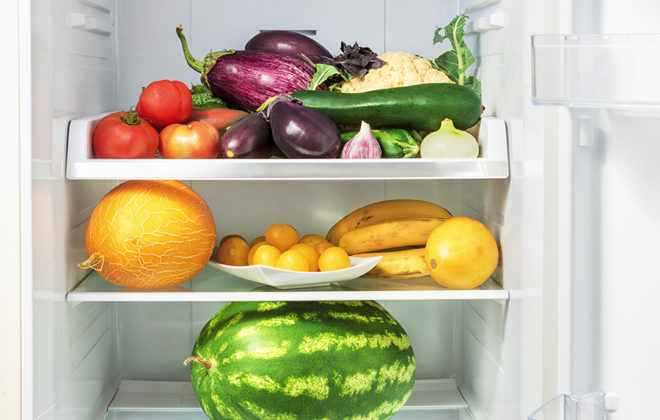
xmin=206 ymin=256 xmax=383 ymax=289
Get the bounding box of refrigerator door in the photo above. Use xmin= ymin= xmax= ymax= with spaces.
xmin=532 ymin=0 xmax=660 ymax=418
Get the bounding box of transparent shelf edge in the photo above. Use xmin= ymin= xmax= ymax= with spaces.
xmin=65 ymin=114 xmax=509 ymax=180
xmin=66 ymin=267 xmax=509 ymax=303
xmin=532 ymin=33 xmax=660 ymax=108
xmin=107 ymin=378 xmax=469 ymax=415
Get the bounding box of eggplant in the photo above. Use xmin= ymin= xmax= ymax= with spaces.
xmin=176 ymin=26 xmax=317 ymax=112
xmin=220 ymin=113 xmax=275 ymax=158
xmin=269 ymin=101 xmax=342 ymax=159
xmin=245 ymin=30 xmax=332 ymax=63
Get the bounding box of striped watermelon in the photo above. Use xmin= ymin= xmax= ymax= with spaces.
xmin=186 ymin=301 xmax=416 ymax=420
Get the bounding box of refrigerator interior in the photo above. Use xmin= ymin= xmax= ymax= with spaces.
xmin=28 ymin=0 xmax=551 ymax=419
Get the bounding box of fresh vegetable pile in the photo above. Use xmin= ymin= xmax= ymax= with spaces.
xmin=92 ymin=12 xmax=483 ymax=160
xmin=186 ymin=300 xmax=416 ymax=420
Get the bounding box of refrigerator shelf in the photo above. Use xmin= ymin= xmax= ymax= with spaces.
xmin=65 ymin=116 xmax=509 ymax=180
xmin=532 ymin=34 xmax=660 ymax=108
xmin=67 ymin=265 xmax=508 ymax=303
xmin=105 ymin=378 xmax=473 ymax=420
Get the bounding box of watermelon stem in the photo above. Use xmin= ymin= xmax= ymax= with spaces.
xmin=183 ymin=356 xmax=214 ymax=370
xmin=77 ymin=252 xmax=104 ymax=271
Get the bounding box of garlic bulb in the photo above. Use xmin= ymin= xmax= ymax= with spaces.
xmin=341 ymin=121 xmax=382 ymax=159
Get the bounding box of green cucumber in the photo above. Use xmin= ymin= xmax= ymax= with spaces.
xmin=341 ymin=128 xmax=421 ymax=158
xmin=291 ymin=83 xmax=482 ymax=131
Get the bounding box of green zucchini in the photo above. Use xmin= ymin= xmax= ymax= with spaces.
xmin=290 ymin=83 xmax=482 ymax=131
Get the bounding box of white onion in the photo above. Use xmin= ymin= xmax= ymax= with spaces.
xmin=420 ymin=118 xmax=479 ymax=158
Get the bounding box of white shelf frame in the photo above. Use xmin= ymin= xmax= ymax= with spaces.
xmin=67 ymin=266 xmax=508 ymax=303
xmin=65 ymin=115 xmax=509 ymax=180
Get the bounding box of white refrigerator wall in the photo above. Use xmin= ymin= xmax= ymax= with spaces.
xmin=29 ymin=0 xmax=549 ymax=419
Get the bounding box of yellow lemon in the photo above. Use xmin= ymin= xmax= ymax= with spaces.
xmin=425 ymin=217 xmax=499 ymax=289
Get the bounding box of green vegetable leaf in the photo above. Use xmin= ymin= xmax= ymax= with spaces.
xmin=462 ymin=75 xmax=482 ymax=97
xmin=190 ymin=84 xmax=227 ymax=109
xmin=433 ymin=11 xmax=481 ymax=97
xmin=432 ymin=51 xmax=460 ymax=83
xmin=308 ymin=64 xmax=342 ymax=91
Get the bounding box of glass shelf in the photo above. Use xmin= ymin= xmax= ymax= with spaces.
xmin=66 ymin=265 xmax=508 ymax=303
xmin=105 ymin=379 xmax=473 ymax=420
xmin=532 ymin=34 xmax=660 ymax=108
xmin=65 ymin=116 xmax=508 ymax=180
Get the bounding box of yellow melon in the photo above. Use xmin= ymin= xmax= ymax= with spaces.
xmin=78 ymin=180 xmax=216 ymax=289
xmin=425 ymin=216 xmax=499 ymax=289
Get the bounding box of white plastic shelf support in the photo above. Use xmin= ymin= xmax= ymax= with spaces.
xmin=65 ymin=115 xmax=509 ymax=180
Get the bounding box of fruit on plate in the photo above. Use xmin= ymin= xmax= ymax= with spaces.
xmin=318 ymin=246 xmax=351 ymax=271
xmin=136 ymin=79 xmax=193 ymax=130
xmin=288 ymin=243 xmax=319 ymax=272
xmin=78 ymin=180 xmax=216 ymax=288
xmin=326 ymin=199 xmax=452 ymax=245
xmin=425 ymin=216 xmax=499 ymax=289
xmin=92 ymin=110 xmax=159 ymax=159
xmin=338 ymin=217 xmax=445 ymax=255
xmin=225 ymin=224 xmax=343 ymax=272
xmin=276 ymin=249 xmax=309 ymax=271
xmin=159 ymin=120 xmax=221 ymax=159
xmin=353 ymin=247 xmax=428 ymax=279
xmin=252 ymin=244 xmax=282 ymax=267
xmin=185 ymin=300 xmax=416 ymax=420
xmin=247 ymin=241 xmax=267 ymax=265
xmin=216 ymin=235 xmax=249 ymax=266
xmin=265 ymin=223 xmax=299 ymax=252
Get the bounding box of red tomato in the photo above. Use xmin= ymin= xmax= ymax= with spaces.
xmin=136 ymin=80 xmax=193 ymax=130
xmin=159 ymin=120 xmax=220 ymax=158
xmin=92 ymin=111 xmax=160 ymax=158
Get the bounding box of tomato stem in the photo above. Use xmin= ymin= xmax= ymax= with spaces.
xmin=119 ymin=109 xmax=142 ymax=126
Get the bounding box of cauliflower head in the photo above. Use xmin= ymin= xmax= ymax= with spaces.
xmin=340 ymin=51 xmax=453 ymax=93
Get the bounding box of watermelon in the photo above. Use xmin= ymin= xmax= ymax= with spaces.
xmin=186 ymin=301 xmax=416 ymax=420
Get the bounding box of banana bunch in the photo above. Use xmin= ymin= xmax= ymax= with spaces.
xmin=326 ymin=199 xmax=452 ymax=279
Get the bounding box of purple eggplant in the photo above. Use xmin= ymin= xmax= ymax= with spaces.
xmin=176 ymin=26 xmax=317 ymax=112
xmin=269 ymin=100 xmax=342 ymax=159
xmin=220 ymin=113 xmax=275 ymax=158
xmin=245 ymin=30 xmax=332 ymax=63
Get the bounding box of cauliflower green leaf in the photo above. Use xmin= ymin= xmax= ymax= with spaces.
xmin=433 ymin=12 xmax=481 ymax=97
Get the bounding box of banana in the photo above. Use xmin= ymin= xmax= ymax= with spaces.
xmin=354 ymin=247 xmax=429 ymax=279
xmin=326 ymin=199 xmax=452 ymax=245
xmin=338 ymin=217 xmax=444 ymax=255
